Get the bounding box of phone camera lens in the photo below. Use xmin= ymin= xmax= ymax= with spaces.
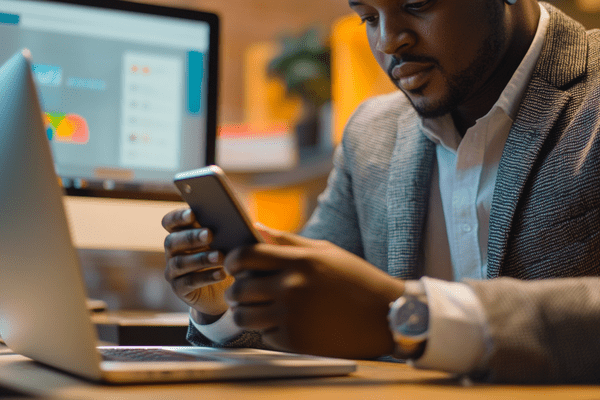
xmin=183 ymin=184 xmax=192 ymax=193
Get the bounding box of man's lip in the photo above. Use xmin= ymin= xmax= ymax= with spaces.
xmin=391 ymin=62 xmax=435 ymax=80
xmin=391 ymin=62 xmax=435 ymax=91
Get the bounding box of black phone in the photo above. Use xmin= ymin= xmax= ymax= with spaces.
xmin=174 ymin=165 xmax=262 ymax=253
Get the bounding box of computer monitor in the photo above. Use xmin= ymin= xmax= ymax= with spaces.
xmin=0 ymin=0 xmax=219 ymax=200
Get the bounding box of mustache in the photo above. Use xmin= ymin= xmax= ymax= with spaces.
xmin=387 ymin=55 xmax=439 ymax=79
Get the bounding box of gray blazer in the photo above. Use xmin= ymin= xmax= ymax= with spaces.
xmin=467 ymin=277 xmax=600 ymax=383
xmin=303 ymin=3 xmax=600 ymax=282
xmin=188 ymin=3 xmax=600 ymax=382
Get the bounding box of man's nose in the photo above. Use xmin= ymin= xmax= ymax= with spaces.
xmin=376 ymin=16 xmax=415 ymax=55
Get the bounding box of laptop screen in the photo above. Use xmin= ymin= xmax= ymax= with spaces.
xmin=0 ymin=0 xmax=219 ymax=200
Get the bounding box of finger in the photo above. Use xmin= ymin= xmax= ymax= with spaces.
xmin=230 ymin=303 xmax=279 ymax=331
xmin=164 ymin=228 xmax=213 ymax=256
xmin=161 ymin=208 xmax=201 ymax=233
xmin=170 ymin=267 xmax=228 ymax=298
xmin=165 ymin=250 xmax=223 ymax=281
xmin=224 ymin=271 xmax=281 ymax=305
xmin=223 ymin=243 xmax=309 ymax=276
xmin=254 ymin=223 xmax=321 ymax=247
xmin=254 ymin=223 xmax=286 ymax=245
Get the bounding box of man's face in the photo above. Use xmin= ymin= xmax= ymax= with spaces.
xmin=349 ymin=0 xmax=507 ymax=118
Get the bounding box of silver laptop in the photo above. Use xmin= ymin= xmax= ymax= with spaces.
xmin=0 ymin=50 xmax=356 ymax=383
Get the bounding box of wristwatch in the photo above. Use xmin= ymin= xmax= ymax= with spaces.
xmin=387 ymin=282 xmax=429 ymax=360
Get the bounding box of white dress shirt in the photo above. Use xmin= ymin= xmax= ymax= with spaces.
xmin=194 ymin=4 xmax=550 ymax=375
xmin=414 ymin=4 xmax=549 ymax=373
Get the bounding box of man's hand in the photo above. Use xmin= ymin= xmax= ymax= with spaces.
xmin=162 ymin=208 xmax=233 ymax=322
xmin=223 ymin=225 xmax=405 ymax=359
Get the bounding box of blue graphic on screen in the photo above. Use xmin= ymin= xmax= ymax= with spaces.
xmin=32 ymin=64 xmax=62 ymax=87
xmin=0 ymin=12 xmax=18 ymax=25
xmin=187 ymin=51 xmax=204 ymax=115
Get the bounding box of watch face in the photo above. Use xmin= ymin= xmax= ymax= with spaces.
xmin=391 ymin=297 xmax=429 ymax=337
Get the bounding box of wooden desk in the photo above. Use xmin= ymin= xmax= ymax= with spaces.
xmin=1 ymin=345 xmax=600 ymax=399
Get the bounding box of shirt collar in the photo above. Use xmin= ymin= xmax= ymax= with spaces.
xmin=497 ymin=4 xmax=549 ymax=119
xmin=420 ymin=3 xmax=550 ymax=150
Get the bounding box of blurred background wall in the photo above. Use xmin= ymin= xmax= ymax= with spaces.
xmin=136 ymin=0 xmax=599 ymax=127
xmin=549 ymin=0 xmax=600 ymax=27
xmin=136 ymin=0 xmax=350 ymax=125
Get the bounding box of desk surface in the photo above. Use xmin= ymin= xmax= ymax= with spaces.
xmin=1 ymin=345 xmax=600 ymax=400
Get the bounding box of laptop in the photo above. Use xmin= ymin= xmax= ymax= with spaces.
xmin=0 ymin=49 xmax=356 ymax=383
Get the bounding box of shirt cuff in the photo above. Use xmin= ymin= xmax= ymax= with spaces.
xmin=189 ymin=308 xmax=244 ymax=344
xmin=411 ymin=277 xmax=491 ymax=374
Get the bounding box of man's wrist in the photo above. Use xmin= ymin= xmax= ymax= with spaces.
xmin=388 ymin=280 xmax=429 ymax=360
xmin=189 ymin=307 xmax=245 ymax=344
xmin=411 ymin=277 xmax=490 ymax=374
xmin=191 ymin=308 xmax=226 ymax=325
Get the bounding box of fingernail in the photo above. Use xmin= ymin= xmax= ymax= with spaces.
xmin=182 ymin=209 xmax=193 ymax=222
xmin=212 ymin=269 xmax=225 ymax=281
xmin=198 ymin=229 xmax=209 ymax=243
xmin=208 ymin=251 xmax=220 ymax=263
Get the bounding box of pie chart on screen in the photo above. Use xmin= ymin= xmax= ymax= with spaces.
xmin=44 ymin=112 xmax=89 ymax=144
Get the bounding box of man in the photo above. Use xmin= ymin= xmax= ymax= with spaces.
xmin=162 ymin=0 xmax=600 ymax=383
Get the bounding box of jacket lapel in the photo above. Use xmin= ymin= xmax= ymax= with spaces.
xmin=486 ymin=3 xmax=587 ymax=278
xmin=387 ymin=111 xmax=435 ymax=278
xmin=487 ymin=81 xmax=570 ymax=278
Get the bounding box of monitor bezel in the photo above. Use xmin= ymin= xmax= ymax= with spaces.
xmin=22 ymin=0 xmax=219 ymax=201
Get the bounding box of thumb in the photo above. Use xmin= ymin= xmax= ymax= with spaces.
xmin=254 ymin=222 xmax=313 ymax=247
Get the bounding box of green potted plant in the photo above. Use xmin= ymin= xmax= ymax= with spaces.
xmin=268 ymin=28 xmax=331 ymax=148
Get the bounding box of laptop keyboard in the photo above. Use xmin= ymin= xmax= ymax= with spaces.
xmin=100 ymin=348 xmax=218 ymax=362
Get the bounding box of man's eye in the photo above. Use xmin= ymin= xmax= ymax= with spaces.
xmin=359 ymin=15 xmax=378 ymax=26
xmin=405 ymin=0 xmax=431 ymax=10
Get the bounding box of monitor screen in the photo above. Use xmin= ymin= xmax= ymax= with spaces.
xmin=0 ymin=0 xmax=218 ymax=200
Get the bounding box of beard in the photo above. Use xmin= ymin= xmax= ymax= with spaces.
xmin=389 ymin=6 xmax=506 ymax=119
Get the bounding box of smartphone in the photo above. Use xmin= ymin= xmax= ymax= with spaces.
xmin=174 ymin=165 xmax=262 ymax=253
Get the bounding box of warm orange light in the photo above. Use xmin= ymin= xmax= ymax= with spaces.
xmin=249 ymin=188 xmax=306 ymax=232
xmin=577 ymin=0 xmax=600 ymax=12
xmin=244 ymin=42 xmax=303 ymax=125
xmin=330 ymin=15 xmax=397 ymax=145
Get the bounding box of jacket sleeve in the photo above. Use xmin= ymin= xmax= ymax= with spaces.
xmin=466 ymin=277 xmax=600 ymax=383
xmin=300 ymin=139 xmax=364 ymax=257
xmin=186 ymin=319 xmax=268 ymax=349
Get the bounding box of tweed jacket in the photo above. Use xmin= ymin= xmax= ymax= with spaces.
xmin=467 ymin=276 xmax=600 ymax=383
xmin=188 ymin=3 xmax=600 ymax=382
xmin=303 ymin=3 xmax=600 ymax=281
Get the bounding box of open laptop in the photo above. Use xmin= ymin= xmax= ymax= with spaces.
xmin=0 ymin=49 xmax=356 ymax=383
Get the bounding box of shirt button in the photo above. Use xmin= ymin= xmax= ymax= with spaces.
xmin=461 ymin=224 xmax=472 ymax=233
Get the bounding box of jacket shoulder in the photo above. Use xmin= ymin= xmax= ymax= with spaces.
xmin=341 ymin=91 xmax=416 ymax=152
xmin=345 ymin=91 xmax=411 ymax=131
